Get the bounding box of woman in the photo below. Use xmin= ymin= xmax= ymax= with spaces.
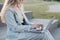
xmin=0 ymin=0 xmax=49 ymax=40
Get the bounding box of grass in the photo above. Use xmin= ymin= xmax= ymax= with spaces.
xmin=24 ymin=1 xmax=60 ymax=26
xmin=0 ymin=0 xmax=4 ymax=3
xmin=24 ymin=1 xmax=60 ymax=18
xmin=0 ymin=0 xmax=60 ymax=26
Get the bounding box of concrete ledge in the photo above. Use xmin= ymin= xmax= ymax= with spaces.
xmin=24 ymin=11 xmax=32 ymax=20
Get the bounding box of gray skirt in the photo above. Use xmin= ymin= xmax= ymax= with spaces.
xmin=6 ymin=25 xmax=50 ymax=40
xmin=6 ymin=31 xmax=50 ymax=40
xmin=17 ymin=32 xmax=50 ymax=40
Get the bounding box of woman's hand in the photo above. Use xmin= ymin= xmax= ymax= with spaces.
xmin=32 ymin=23 xmax=43 ymax=28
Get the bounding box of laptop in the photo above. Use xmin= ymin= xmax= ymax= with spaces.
xmin=26 ymin=17 xmax=55 ymax=33
xmin=42 ymin=17 xmax=55 ymax=32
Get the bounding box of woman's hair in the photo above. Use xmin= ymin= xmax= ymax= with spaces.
xmin=0 ymin=0 xmax=23 ymax=23
xmin=0 ymin=0 xmax=9 ymax=23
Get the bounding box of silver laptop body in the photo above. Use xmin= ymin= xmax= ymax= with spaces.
xmin=26 ymin=17 xmax=55 ymax=33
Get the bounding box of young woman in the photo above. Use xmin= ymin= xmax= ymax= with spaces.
xmin=0 ymin=0 xmax=49 ymax=40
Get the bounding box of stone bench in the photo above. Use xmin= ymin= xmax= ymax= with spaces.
xmin=24 ymin=11 xmax=32 ymax=19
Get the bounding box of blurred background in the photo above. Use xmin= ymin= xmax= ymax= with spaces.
xmin=0 ymin=0 xmax=60 ymax=25
xmin=0 ymin=0 xmax=60 ymax=40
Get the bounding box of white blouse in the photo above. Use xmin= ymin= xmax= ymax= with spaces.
xmin=15 ymin=7 xmax=24 ymax=23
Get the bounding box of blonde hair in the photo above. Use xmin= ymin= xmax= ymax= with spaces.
xmin=0 ymin=0 xmax=23 ymax=23
xmin=0 ymin=0 xmax=9 ymax=23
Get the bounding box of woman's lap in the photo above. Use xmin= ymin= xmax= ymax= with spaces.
xmin=7 ymin=24 xmax=49 ymax=40
xmin=18 ymin=32 xmax=50 ymax=40
xmin=6 ymin=32 xmax=49 ymax=40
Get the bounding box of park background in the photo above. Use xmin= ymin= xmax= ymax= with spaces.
xmin=0 ymin=0 xmax=60 ymax=26
xmin=0 ymin=0 xmax=60 ymax=40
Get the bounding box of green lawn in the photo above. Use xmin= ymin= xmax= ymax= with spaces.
xmin=0 ymin=0 xmax=4 ymax=3
xmin=0 ymin=0 xmax=60 ymax=26
xmin=24 ymin=1 xmax=60 ymax=26
xmin=24 ymin=1 xmax=60 ymax=18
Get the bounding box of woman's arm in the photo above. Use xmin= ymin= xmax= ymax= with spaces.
xmin=21 ymin=4 xmax=34 ymax=25
xmin=5 ymin=9 xmax=32 ymax=33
